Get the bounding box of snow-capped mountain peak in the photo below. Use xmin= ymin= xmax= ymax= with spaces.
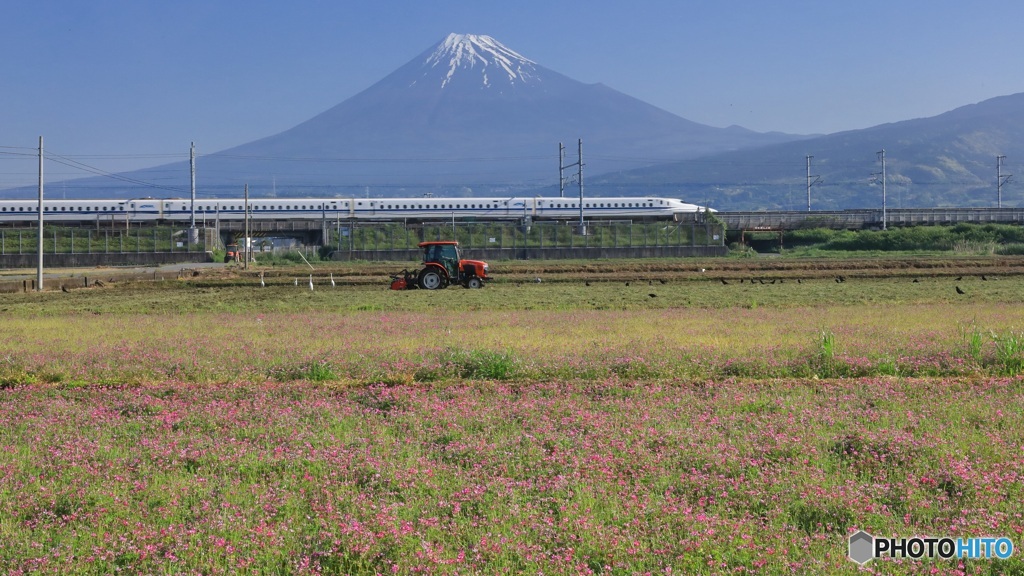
xmin=423 ymin=33 xmax=537 ymax=88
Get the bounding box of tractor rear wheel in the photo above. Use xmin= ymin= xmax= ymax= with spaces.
xmin=418 ymin=268 xmax=444 ymax=290
xmin=465 ymin=277 xmax=482 ymax=289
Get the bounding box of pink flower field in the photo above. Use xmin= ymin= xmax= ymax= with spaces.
xmin=2 ymin=375 xmax=1023 ymax=574
xmin=1 ymin=301 xmax=1023 ymax=573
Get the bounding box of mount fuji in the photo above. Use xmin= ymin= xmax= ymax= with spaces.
xmin=30 ymin=34 xmax=809 ymax=198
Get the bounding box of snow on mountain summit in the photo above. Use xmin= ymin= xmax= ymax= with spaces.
xmin=422 ymin=33 xmax=537 ymax=88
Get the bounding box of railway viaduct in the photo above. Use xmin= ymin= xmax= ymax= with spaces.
xmin=718 ymin=207 xmax=1024 ymax=232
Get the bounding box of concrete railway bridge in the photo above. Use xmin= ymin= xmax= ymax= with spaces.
xmin=718 ymin=207 xmax=1024 ymax=233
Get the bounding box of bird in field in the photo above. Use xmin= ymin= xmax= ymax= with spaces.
xmin=912 ymin=279 xmax=919 ymax=283
xmin=309 ymin=274 xmax=314 ymax=291
xmin=60 ymin=285 xmax=68 ymax=293
xmin=260 ymin=272 xmax=265 ymax=288
xmin=585 ymin=280 xmax=591 ymax=287
xmin=981 ymin=275 xmax=988 ymax=281
xmin=956 ymin=276 xmax=963 ymax=281
xmin=770 ymin=279 xmax=776 ymax=284
xmin=534 ymin=277 xmax=542 ymax=283
xmin=758 ymin=279 xmax=765 ymax=285
xmin=294 ymin=278 xmax=298 ymax=286
xmin=720 ymin=278 xmax=729 ymax=285
xmin=648 ymin=293 xmax=657 ymax=298
xmin=739 ymin=279 xmax=745 ymax=284
xmin=625 ymin=281 xmax=630 ymax=287
xmin=956 ymin=286 xmax=966 ymax=295
xmin=330 ymin=273 xmax=336 ymax=287
xmin=835 ymin=277 xmax=842 ymax=283
xmin=797 ymin=279 xmax=802 ymax=284
xmin=659 ymin=279 xmax=667 ymax=284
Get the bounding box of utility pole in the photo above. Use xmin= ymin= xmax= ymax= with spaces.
xmin=37 ymin=136 xmax=44 ymax=292
xmin=997 ymin=155 xmax=1012 ymax=208
xmin=877 ymin=149 xmax=887 ymax=230
xmin=189 ymin=142 xmax=197 ymax=243
xmin=805 ymin=155 xmax=821 ymax=211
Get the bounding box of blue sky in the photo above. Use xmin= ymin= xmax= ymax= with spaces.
xmin=3 ymin=0 xmax=1023 ymax=188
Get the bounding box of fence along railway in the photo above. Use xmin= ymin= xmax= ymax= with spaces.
xmin=2 ymin=204 xmax=1024 ymax=268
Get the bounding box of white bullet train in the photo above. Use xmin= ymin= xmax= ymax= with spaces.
xmin=0 ymin=196 xmax=711 ymax=224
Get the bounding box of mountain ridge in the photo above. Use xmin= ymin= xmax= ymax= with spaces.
xmin=585 ymin=92 xmax=1024 ymax=210
xmin=0 ymin=33 xmax=805 ymax=198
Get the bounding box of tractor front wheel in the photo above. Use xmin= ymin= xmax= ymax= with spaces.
xmin=465 ymin=277 xmax=483 ymax=289
xmin=418 ymin=269 xmax=445 ymax=290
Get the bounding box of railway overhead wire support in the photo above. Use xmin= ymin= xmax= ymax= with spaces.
xmin=558 ymin=139 xmax=586 ymax=234
xmin=997 ymin=155 xmax=1012 ymax=208
xmin=806 ymin=155 xmax=821 ymax=211
xmin=577 ymin=139 xmax=584 ymax=235
xmin=189 ymin=142 xmax=198 ymax=243
xmin=873 ymin=149 xmax=887 ymax=230
xmin=37 ymin=136 xmax=44 ymax=292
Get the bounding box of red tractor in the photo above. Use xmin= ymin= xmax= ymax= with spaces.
xmin=390 ymin=241 xmax=490 ymax=290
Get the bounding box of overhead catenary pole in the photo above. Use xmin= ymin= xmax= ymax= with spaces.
xmin=558 ymin=142 xmax=565 ymax=198
xmin=37 ymin=136 xmax=44 ymax=292
xmin=577 ymin=139 xmax=585 ymax=234
xmin=805 ymin=155 xmax=821 ymax=212
xmin=244 ymin=184 xmax=250 ymax=270
xmin=997 ymin=155 xmax=1011 ymax=208
xmin=877 ymin=149 xmax=887 ymax=230
xmin=189 ymin=142 xmax=197 ymax=237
